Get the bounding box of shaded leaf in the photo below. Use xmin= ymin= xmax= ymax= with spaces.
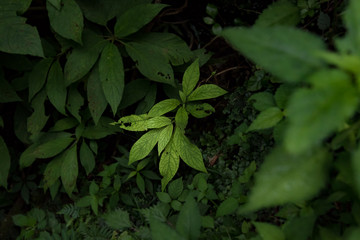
xmin=255 ymin=0 xmax=300 ymax=27
xmin=186 ymin=103 xmax=215 ymax=118
xmin=248 ymin=107 xmax=283 ymax=132
xmin=0 ymin=136 xmax=10 ymax=188
xmin=150 ymin=218 xmax=185 ymax=240
xmin=47 ymin=0 xmax=84 ymax=44
xmin=0 ymin=16 xmax=44 ymax=57
xmin=43 ymin=152 xmax=64 ymax=190
xmin=82 ymin=117 xmax=119 ymax=139
xmin=119 ymin=79 xmax=151 ymax=109
xmin=0 ymin=71 xmax=21 ymax=103
xmin=28 ymin=58 xmax=53 ymax=101
xmin=61 ymin=144 xmax=78 ymax=196
xmin=242 ymin=147 xmax=328 ymax=212
xmin=344 ymin=0 xmax=360 ymax=55
xmin=136 ymin=173 xmax=146 ymax=195
xmin=285 ymin=70 xmax=358 ymax=154
xmin=168 ymin=177 xmax=183 ymax=199
xmin=99 ymin=43 xmax=124 ymax=115
xmin=67 ymin=85 xmax=84 ymax=122
xmin=216 ymin=197 xmax=239 ymax=217
xmin=27 ymin=90 xmax=49 ymax=137
xmin=221 ymin=26 xmax=325 ymax=82
xmin=176 ymin=196 xmax=201 ymax=240
xmin=87 ymin=65 xmax=108 ymax=125
xmin=104 ymin=209 xmax=132 ymax=230
xmin=80 ymin=141 xmax=95 ymax=175
xmin=114 ymin=4 xmax=167 ymax=38
xmin=64 ymin=29 xmax=106 ymax=86
xmin=46 ymin=60 xmax=67 ymax=115
xmin=253 ymin=222 xmax=285 ymax=240
xmin=249 ymin=92 xmax=276 ymax=111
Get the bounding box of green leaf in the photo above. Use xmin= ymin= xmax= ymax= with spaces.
xmin=61 ymin=144 xmax=78 ymax=196
xmin=182 ymin=59 xmax=200 ymax=96
xmin=125 ymin=41 xmax=174 ymax=85
xmin=28 ymin=58 xmax=53 ymax=101
xmin=114 ymin=4 xmax=167 ymax=38
xmin=12 ymin=214 xmax=36 ymax=227
xmin=87 ymin=65 xmax=108 ymax=125
xmin=249 ymin=92 xmax=276 ymax=111
xmin=176 ymin=196 xmax=201 ymax=240
xmin=75 ymin=0 xmax=120 ymax=25
xmin=104 ymin=209 xmax=132 ymax=230
xmin=202 ymin=216 xmax=214 ymax=229
xmin=148 ymin=99 xmax=181 ymax=117
xmin=319 ymin=227 xmax=341 ymax=240
xmin=187 ymin=84 xmax=227 ymax=101
xmin=274 ymin=84 xmax=294 ymax=109
xmin=0 ymin=0 xmax=32 ymax=16
xmin=20 ymin=133 xmax=75 ymax=168
xmin=0 ymin=71 xmax=21 ymax=103
xmin=82 ymin=117 xmax=119 ymax=139
xmin=168 ymin=177 xmax=183 ymax=199
xmin=174 ymin=128 xmax=207 ymax=172
xmin=157 ymin=192 xmax=171 ymax=203
xmin=285 ymin=70 xmax=358 ymax=154
xmin=46 ymin=60 xmax=67 ymax=115
xmin=64 ymin=29 xmax=105 ymax=86
xmin=129 ymin=129 xmax=161 ymax=164
xmin=221 ymin=26 xmax=325 ymax=82
xmin=248 ymin=107 xmax=283 ymax=132
xmin=146 ymin=116 xmax=172 ymax=129
xmin=175 ymin=107 xmax=188 ymax=130
xmin=159 ymin=137 xmax=180 ymax=191
xmin=0 ymin=136 xmax=10 ymax=188
xmin=186 ymin=103 xmax=215 ymax=118
xmin=150 ymin=218 xmax=185 ymax=240
xmin=255 ymin=0 xmax=300 ymax=27
xmin=47 ymin=0 xmax=84 ymax=44
xmin=80 ymin=141 xmax=95 ymax=175
xmin=253 ymin=222 xmax=285 ymax=240
xmin=0 ymin=17 xmax=44 ymax=57
xmin=158 ymin=124 xmax=173 ymax=155
xmin=117 ymin=114 xmax=149 ymax=131
xmin=99 ymin=43 xmax=124 ymax=115
xmin=316 ymin=51 xmax=360 ymax=75
xmin=48 ymin=0 xmax=61 ymax=10
xmin=135 ymin=83 xmax=157 ymax=114
xmin=239 ymin=161 xmax=257 ymax=183
xmin=344 ymin=0 xmax=360 ymax=55
xmin=43 ymin=152 xmax=64 ymax=190
xmin=27 ymin=90 xmax=49 ymax=137
xmin=136 ymin=173 xmax=146 ymax=195
xmin=67 ymin=86 xmax=84 ymax=122
xmin=282 ymin=212 xmax=316 ymax=240
xmin=216 ymin=197 xmax=239 ymax=217
xmin=242 ymin=147 xmax=328 ymax=212
xmin=119 ymin=79 xmax=151 ymax=109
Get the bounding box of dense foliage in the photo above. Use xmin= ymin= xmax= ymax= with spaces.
xmin=1 ymin=0 xmax=359 ymax=239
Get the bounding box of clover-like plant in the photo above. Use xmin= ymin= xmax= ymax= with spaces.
xmin=113 ymin=59 xmax=227 ymax=189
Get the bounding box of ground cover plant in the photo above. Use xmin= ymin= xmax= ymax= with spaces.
xmin=1 ymin=0 xmax=359 ymax=239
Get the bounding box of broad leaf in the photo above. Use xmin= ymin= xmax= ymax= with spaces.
xmin=115 ymin=4 xmax=167 ymax=38
xmin=249 ymin=92 xmax=276 ymax=111
xmin=0 ymin=17 xmax=44 ymax=57
xmin=0 ymin=0 xmax=32 ymax=16
xmin=182 ymin=59 xmax=200 ymax=96
xmin=61 ymin=144 xmax=78 ymax=195
xmin=0 ymin=136 xmax=10 ymax=188
xmin=125 ymin=41 xmax=174 ymax=85
xmin=82 ymin=117 xmax=119 ymax=139
xmin=119 ymin=79 xmax=151 ymax=109
xmin=344 ymin=0 xmax=360 ymax=56
xmin=99 ymin=43 xmax=124 ymax=115
xmin=168 ymin=177 xmax=183 ymax=199
xmin=158 ymin=124 xmax=173 ymax=155
xmin=116 ymin=114 xmax=149 ymax=131
xmin=186 ymin=103 xmax=215 ymax=118
xmin=253 ymin=222 xmax=285 ymax=240
xmin=187 ymin=84 xmax=227 ymax=101
xmin=216 ymin=197 xmax=239 ymax=217
xmin=255 ymin=0 xmax=300 ymax=27
xmin=67 ymin=86 xmax=84 ymax=122
xmin=174 ymin=128 xmax=207 ymax=172
xmin=221 ymin=26 xmax=325 ymax=82
xmin=28 ymin=59 xmax=53 ymax=101
xmin=159 ymin=137 xmax=180 ymax=190
xmin=43 ymin=152 xmax=64 ymax=190
xmin=47 ymin=0 xmax=84 ymax=44
xmin=46 ymin=60 xmax=67 ymax=115
xmin=80 ymin=141 xmax=95 ymax=175
xmin=129 ymin=129 xmax=161 ymax=164
xmin=64 ymin=29 xmax=106 ymax=86
xmin=135 ymin=83 xmax=157 ymax=114
xmin=27 ymin=90 xmax=49 ymax=137
xmin=20 ymin=133 xmax=75 ymax=168
xmin=242 ymin=147 xmax=328 ymax=212
xmin=150 ymin=218 xmax=185 ymax=240
xmin=148 ymin=99 xmax=181 ymax=117
xmin=176 ymin=196 xmax=201 ymax=240
xmin=285 ymin=70 xmax=358 ymax=154
xmin=104 ymin=209 xmax=132 ymax=230
xmin=146 ymin=116 xmax=172 ymax=129
xmin=0 ymin=70 xmax=21 ymax=103
xmin=274 ymin=84 xmax=294 ymax=109
xmin=247 ymin=107 xmax=283 ymax=132
xmin=175 ymin=107 xmax=188 ymax=130
xmin=87 ymin=65 xmax=108 ymax=125
xmin=136 ymin=173 xmax=146 ymax=195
